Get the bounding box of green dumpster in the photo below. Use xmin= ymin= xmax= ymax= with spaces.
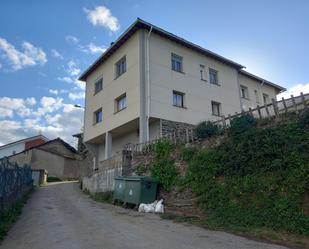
xmin=113 ymin=177 xmax=126 ymax=202
xmin=123 ymin=176 xmax=158 ymax=205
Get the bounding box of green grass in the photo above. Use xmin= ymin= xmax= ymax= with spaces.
xmin=0 ymin=189 xmax=33 ymax=241
xmin=47 ymin=176 xmax=62 ymax=182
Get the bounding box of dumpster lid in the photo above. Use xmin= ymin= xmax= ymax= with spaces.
xmin=123 ymin=176 xmax=158 ymax=183
xmin=114 ymin=176 xmax=125 ymax=180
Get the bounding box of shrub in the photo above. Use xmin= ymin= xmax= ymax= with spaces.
xmin=150 ymin=159 xmax=178 ymax=191
xmin=180 ymin=146 xmax=197 ymax=162
xmin=229 ymin=114 xmax=257 ymax=135
xmin=195 ymin=121 xmax=220 ymax=139
xmin=299 ymin=108 xmax=309 ymax=129
xmin=154 ymin=138 xmax=173 ymax=159
xmin=186 ymin=118 xmax=309 ymax=235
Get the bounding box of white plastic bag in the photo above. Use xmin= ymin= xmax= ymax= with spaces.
xmin=155 ymin=199 xmax=164 ymax=213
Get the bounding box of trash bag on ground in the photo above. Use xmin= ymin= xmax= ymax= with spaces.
xmin=138 ymin=199 xmax=164 ymax=213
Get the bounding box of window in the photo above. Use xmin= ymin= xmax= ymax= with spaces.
xmin=173 ymin=90 xmax=185 ymax=108
xmin=240 ymin=85 xmax=249 ymax=99
xmin=93 ymin=108 xmax=103 ymax=124
xmin=254 ymin=90 xmax=260 ymax=103
xmin=115 ymin=56 xmax=126 ymax=78
xmin=171 ymin=53 xmax=183 ymax=72
xmin=116 ymin=94 xmax=127 ymax=112
xmin=200 ymin=64 xmax=206 ymax=80
xmin=209 ymin=68 xmax=218 ymax=85
xmin=211 ymin=101 xmax=221 ymax=116
xmin=263 ymin=93 xmax=270 ymax=105
xmin=94 ymin=77 xmax=103 ymax=94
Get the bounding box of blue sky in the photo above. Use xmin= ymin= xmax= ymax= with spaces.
xmin=0 ymin=0 xmax=308 ymax=145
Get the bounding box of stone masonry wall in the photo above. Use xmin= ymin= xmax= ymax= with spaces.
xmin=161 ymin=119 xmax=195 ymax=142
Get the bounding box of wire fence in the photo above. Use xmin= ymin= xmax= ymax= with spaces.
xmin=0 ymin=158 xmax=33 ymax=213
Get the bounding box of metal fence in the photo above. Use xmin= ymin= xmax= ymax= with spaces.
xmin=0 ymin=158 xmax=33 ymax=213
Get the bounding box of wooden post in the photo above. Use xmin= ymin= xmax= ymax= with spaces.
xmin=249 ymin=107 xmax=253 ymax=116
xmin=228 ymin=114 xmax=232 ymax=126
xmin=173 ymin=130 xmax=177 ymax=145
xmin=291 ymin=94 xmax=298 ymax=113
xmin=300 ymin=92 xmax=307 ymax=110
xmin=281 ymin=97 xmax=288 ymax=113
xmin=256 ymin=105 xmax=262 ymax=119
xmin=271 ymin=98 xmax=279 ymax=117
xmin=191 ymin=128 xmax=194 ymax=142
xmin=221 ymin=115 xmax=226 ymax=128
xmin=186 ymin=128 xmax=189 ymax=143
xmin=265 ymin=104 xmax=270 ymax=117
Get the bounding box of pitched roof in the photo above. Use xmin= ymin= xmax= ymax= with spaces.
xmin=7 ymin=137 xmax=77 ymax=158
xmin=0 ymin=135 xmax=49 ymax=150
xmin=239 ymin=70 xmax=286 ymax=92
xmin=79 ymin=18 xmax=245 ymax=81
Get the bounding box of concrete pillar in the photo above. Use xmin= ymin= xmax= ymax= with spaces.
xmin=105 ymin=132 xmax=112 ymax=159
xmin=139 ymin=29 xmax=148 ymax=143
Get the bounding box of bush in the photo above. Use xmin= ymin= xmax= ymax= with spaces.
xmin=229 ymin=114 xmax=257 ymax=135
xmin=195 ymin=121 xmax=220 ymax=139
xmin=154 ymin=138 xmax=173 ymax=159
xmin=151 ymin=159 xmax=178 ymax=191
xmin=180 ymin=146 xmax=197 ymax=162
xmin=299 ymin=108 xmax=309 ymax=129
xmin=185 ymin=118 xmax=309 ymax=235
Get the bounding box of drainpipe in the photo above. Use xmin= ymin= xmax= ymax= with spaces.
xmin=146 ymin=26 xmax=153 ymax=141
xmin=258 ymin=80 xmax=265 ymax=103
xmin=237 ymin=71 xmax=243 ymax=111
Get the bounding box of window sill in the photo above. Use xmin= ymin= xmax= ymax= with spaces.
xmin=173 ymin=105 xmax=187 ymax=109
xmin=93 ymin=91 xmax=102 ymax=96
xmin=93 ymin=121 xmax=102 ymax=126
xmin=114 ymin=72 xmax=126 ymax=80
xmin=212 ymin=113 xmax=221 ymax=117
xmin=172 ymin=69 xmax=185 ymax=74
xmin=114 ymin=107 xmax=127 ymax=114
xmin=242 ymin=97 xmax=250 ymax=100
xmin=210 ymin=82 xmax=221 ymax=86
xmin=201 ymin=79 xmax=207 ymax=82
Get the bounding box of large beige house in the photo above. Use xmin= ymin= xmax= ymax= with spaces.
xmin=79 ymin=18 xmax=285 ymax=163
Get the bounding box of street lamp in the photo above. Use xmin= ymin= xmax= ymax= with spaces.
xmin=74 ymin=104 xmax=85 ymax=109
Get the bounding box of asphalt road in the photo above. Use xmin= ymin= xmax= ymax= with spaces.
xmin=0 ymin=182 xmax=288 ymax=249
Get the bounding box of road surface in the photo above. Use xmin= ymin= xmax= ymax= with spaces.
xmin=0 ymin=182 xmax=288 ymax=249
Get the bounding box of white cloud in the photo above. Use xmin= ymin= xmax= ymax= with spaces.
xmin=82 ymin=42 xmax=106 ymax=54
xmin=0 ymin=107 xmax=13 ymax=118
xmin=0 ymin=96 xmax=84 ymax=146
xmin=57 ymin=76 xmax=74 ymax=83
xmin=68 ymin=92 xmax=85 ymax=100
xmin=84 ymin=6 xmax=119 ymax=32
xmin=66 ymin=60 xmax=80 ymax=76
xmin=65 ymin=35 xmax=79 ymax=44
xmin=26 ymin=97 xmax=36 ymax=106
xmin=0 ymin=37 xmax=47 ymax=70
xmin=49 ymin=89 xmax=59 ymax=95
xmin=277 ymin=83 xmax=309 ymax=100
xmin=51 ymin=49 xmax=63 ymax=59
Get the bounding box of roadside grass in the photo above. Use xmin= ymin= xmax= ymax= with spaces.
xmin=83 ymin=189 xmax=113 ymax=204
xmin=47 ymin=176 xmax=62 ymax=182
xmin=160 ymin=213 xmax=309 ymax=249
xmin=0 ymin=190 xmax=33 ymax=241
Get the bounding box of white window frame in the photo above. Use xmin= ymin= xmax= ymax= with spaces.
xmin=240 ymin=85 xmax=249 ymax=99
xmin=171 ymin=53 xmax=183 ymax=73
xmin=200 ymin=64 xmax=206 ymax=81
xmin=94 ymin=77 xmax=103 ymax=95
xmin=209 ymin=68 xmax=219 ymax=85
xmin=173 ymin=90 xmax=185 ymax=108
xmin=263 ymin=93 xmax=270 ymax=105
xmin=93 ymin=108 xmax=103 ymax=124
xmin=115 ymin=93 xmax=127 ymax=112
xmin=115 ymin=56 xmax=126 ymax=78
xmin=211 ymin=101 xmax=221 ymax=116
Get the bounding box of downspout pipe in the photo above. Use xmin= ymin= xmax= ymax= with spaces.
xmin=146 ymin=26 xmax=153 ymax=141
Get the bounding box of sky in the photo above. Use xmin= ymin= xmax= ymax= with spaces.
xmin=0 ymin=0 xmax=308 ymax=146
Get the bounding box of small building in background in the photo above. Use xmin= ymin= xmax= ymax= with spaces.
xmin=9 ymin=138 xmax=82 ymax=180
xmin=0 ymin=135 xmax=49 ymax=159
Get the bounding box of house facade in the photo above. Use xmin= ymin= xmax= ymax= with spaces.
xmin=0 ymin=135 xmax=49 ymax=159
xmin=79 ymin=19 xmax=285 ymax=164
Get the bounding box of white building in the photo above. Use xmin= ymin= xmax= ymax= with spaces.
xmin=79 ymin=18 xmax=285 ymax=164
xmin=0 ymin=135 xmax=49 ymax=159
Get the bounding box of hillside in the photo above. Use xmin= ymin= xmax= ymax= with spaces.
xmin=132 ymin=109 xmax=309 ymax=247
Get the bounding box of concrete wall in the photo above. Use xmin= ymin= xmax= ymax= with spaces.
xmin=239 ymin=73 xmax=278 ymax=111
xmin=84 ymin=31 xmax=141 ymax=143
xmin=148 ymin=32 xmax=242 ymax=124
